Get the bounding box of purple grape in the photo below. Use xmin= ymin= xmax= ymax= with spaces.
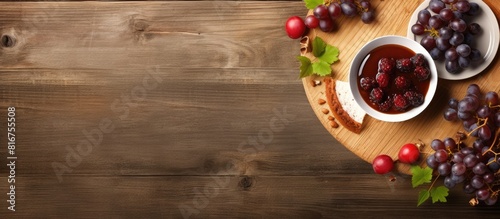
xmin=495 ymin=112 xmax=500 ymax=127
xmin=314 ymin=5 xmax=329 ymax=20
xmin=421 ymin=35 xmax=436 ymax=51
xmin=472 ymin=162 xmax=487 ymax=175
xmin=328 ymin=3 xmax=342 ymax=20
xmin=319 ymin=18 xmax=334 ymax=32
xmin=464 ymin=154 xmax=479 ymax=168
xmin=467 ymin=2 xmax=481 ymax=16
xmin=483 ymin=172 xmax=495 ymax=184
xmin=443 ymin=108 xmax=458 ymax=121
xmin=418 ymin=9 xmax=431 ymax=25
xmin=429 ymin=0 xmax=445 ymax=13
xmin=477 ymin=105 xmax=491 ymax=118
xmin=445 ymin=48 xmax=459 ymax=61
xmin=455 ymin=1 xmax=471 ymax=13
xmin=426 ymin=154 xmax=439 ymax=169
xmin=463 ymin=183 xmax=476 ymax=194
xmin=435 ymin=149 xmax=449 ymax=163
xmin=361 ymin=11 xmax=375 ymax=24
xmin=449 ymin=32 xmax=464 ymax=46
xmin=444 ymin=137 xmax=457 ymax=151
xmin=411 ymin=23 xmax=425 ymax=35
xmin=439 ymin=27 xmax=453 ymax=40
xmin=340 ymin=2 xmax=357 ymax=17
xmin=458 ymin=56 xmax=470 ymax=68
xmin=469 ymin=23 xmax=481 ymax=35
xmin=467 ymin=84 xmax=481 ymax=97
xmin=431 ymin=139 xmax=445 ymax=151
xmin=429 ymin=15 xmax=445 ymax=29
xmin=478 ymin=126 xmax=492 ymax=141
xmin=484 ymin=195 xmax=498 ymax=206
xmin=439 ymin=8 xmax=454 ymax=21
xmin=438 ymin=162 xmax=452 ymax=176
xmin=470 ymin=49 xmax=482 ymax=61
xmin=452 ymin=152 xmax=465 ymax=163
xmin=436 ymin=37 xmax=451 ymax=51
xmin=471 ymin=175 xmax=485 ymax=189
xmin=430 ymin=47 xmax=444 ymax=60
xmin=445 ymin=60 xmax=460 ymax=74
xmin=444 ymin=176 xmax=456 ymax=188
xmin=448 ymin=98 xmax=458 ymax=109
xmin=485 ymin=91 xmax=499 ymax=106
xmin=456 ymin=44 xmax=471 ymax=57
xmin=450 ymin=19 xmax=467 ymax=32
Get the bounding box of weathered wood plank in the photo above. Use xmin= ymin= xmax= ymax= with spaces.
xmin=3 ymin=175 xmax=499 ymax=218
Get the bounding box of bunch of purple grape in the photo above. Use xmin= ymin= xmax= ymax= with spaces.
xmin=430 ymin=84 xmax=500 ymax=206
xmin=305 ymin=0 xmax=375 ymax=33
xmin=411 ymin=0 xmax=482 ymax=74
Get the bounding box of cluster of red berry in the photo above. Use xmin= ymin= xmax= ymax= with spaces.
xmin=359 ymin=54 xmax=430 ymax=113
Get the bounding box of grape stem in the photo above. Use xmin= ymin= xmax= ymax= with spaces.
xmin=482 ymin=128 xmax=500 ymax=162
xmin=424 ymin=28 xmax=439 ymax=38
xmin=466 ymin=117 xmax=488 ymax=137
xmin=427 ymin=174 xmax=441 ymax=192
xmin=489 ymin=103 xmax=500 ymax=109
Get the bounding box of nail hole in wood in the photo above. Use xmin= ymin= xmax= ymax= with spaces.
xmin=1 ymin=35 xmax=15 ymax=48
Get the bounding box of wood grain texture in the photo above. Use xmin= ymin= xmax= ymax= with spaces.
xmin=303 ymin=0 xmax=500 ymax=173
xmin=0 ymin=1 xmax=498 ymax=218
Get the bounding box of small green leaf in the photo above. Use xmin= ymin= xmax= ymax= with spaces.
xmin=312 ymin=60 xmax=332 ymax=76
xmin=319 ymin=45 xmax=340 ymax=64
xmin=430 ymin=186 xmax=449 ymax=203
xmin=304 ymin=0 xmax=323 ymax=10
xmin=297 ymin=56 xmax=313 ymax=78
xmin=417 ymin=190 xmax=430 ymax=207
xmin=410 ymin=165 xmax=433 ymax=188
xmin=312 ymin=37 xmax=327 ymax=57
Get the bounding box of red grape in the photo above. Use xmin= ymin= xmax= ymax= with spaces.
xmin=304 ymin=15 xmax=319 ymax=29
xmin=398 ymin=143 xmax=420 ymax=164
xmin=285 ymin=16 xmax=306 ymax=39
xmin=372 ymin=154 xmax=394 ymax=174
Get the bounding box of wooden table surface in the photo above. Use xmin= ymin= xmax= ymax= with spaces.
xmin=0 ymin=0 xmax=499 ymax=218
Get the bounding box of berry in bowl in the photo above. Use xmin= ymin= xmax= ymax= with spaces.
xmin=349 ymin=35 xmax=438 ymax=122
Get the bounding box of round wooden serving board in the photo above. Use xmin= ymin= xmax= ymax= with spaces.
xmin=302 ymin=0 xmax=500 ymax=173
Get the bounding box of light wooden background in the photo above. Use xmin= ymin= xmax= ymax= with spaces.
xmin=0 ymin=0 xmax=499 ymax=218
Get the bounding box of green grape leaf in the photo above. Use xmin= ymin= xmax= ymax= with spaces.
xmin=430 ymin=186 xmax=449 ymax=203
xmin=312 ymin=37 xmax=327 ymax=57
xmin=417 ymin=190 xmax=430 ymax=207
xmin=410 ymin=165 xmax=433 ymax=188
xmin=304 ymin=0 xmax=323 ymax=10
xmin=312 ymin=60 xmax=332 ymax=76
xmin=297 ymin=56 xmax=313 ymax=78
xmin=319 ymin=45 xmax=340 ymax=64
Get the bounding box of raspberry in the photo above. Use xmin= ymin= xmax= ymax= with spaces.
xmin=404 ymin=90 xmax=424 ymax=107
xmin=376 ymin=72 xmax=390 ymax=88
xmin=378 ymin=96 xmax=393 ymax=112
xmin=378 ymin=58 xmax=395 ymax=74
xmin=394 ymin=76 xmax=411 ymax=90
xmin=414 ymin=65 xmax=431 ymax=81
xmin=411 ymin=53 xmax=427 ymax=67
xmin=370 ymin=87 xmax=385 ymax=103
xmin=396 ymin=58 xmax=414 ymax=73
xmin=393 ymin=94 xmax=410 ymax=111
xmin=360 ymin=77 xmax=377 ymax=91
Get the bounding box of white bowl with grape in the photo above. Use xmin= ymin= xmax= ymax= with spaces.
xmin=407 ymin=0 xmax=499 ymax=80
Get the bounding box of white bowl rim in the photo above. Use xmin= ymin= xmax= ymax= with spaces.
xmin=348 ymin=35 xmax=438 ymax=123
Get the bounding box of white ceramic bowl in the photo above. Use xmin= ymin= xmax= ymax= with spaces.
xmin=348 ymin=35 xmax=438 ymax=122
